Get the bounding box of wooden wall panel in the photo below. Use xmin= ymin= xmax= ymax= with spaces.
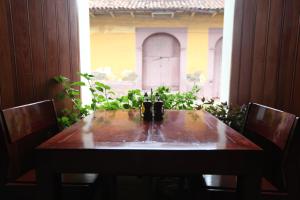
xmin=44 ymin=0 xmax=60 ymax=98
xmin=57 ymin=0 xmax=71 ymax=78
xmin=0 ymin=0 xmax=80 ymax=110
xmin=10 ymin=0 xmax=35 ymax=104
xmin=230 ymin=0 xmax=300 ymax=116
xmin=237 ymin=0 xmax=257 ymax=104
xmin=263 ymin=0 xmax=284 ymax=107
xmin=250 ymin=0 xmax=269 ymax=103
xmin=0 ymin=0 xmax=17 ymax=108
xmin=28 ymin=0 xmax=47 ymax=100
xmin=278 ymin=0 xmax=300 ymax=112
xmin=229 ymin=0 xmax=244 ymax=105
xmin=68 ymin=0 xmax=80 ymax=82
xmin=292 ymin=37 xmax=300 ymax=115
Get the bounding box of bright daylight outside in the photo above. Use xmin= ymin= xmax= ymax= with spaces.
xmin=57 ymin=0 xmax=236 ymax=127
xmin=88 ymin=0 xmax=225 ymax=98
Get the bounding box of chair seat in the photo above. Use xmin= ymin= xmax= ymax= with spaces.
xmin=3 ymin=170 xmax=101 ymax=200
xmin=11 ymin=169 xmax=99 ymax=185
xmin=203 ymin=175 xmax=283 ymax=193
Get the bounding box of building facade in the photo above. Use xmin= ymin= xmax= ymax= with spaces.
xmin=89 ymin=0 xmax=224 ymax=97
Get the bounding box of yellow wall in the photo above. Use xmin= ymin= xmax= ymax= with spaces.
xmin=90 ymin=14 xmax=224 ymax=80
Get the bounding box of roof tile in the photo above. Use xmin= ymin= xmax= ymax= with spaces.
xmin=89 ymin=0 xmax=224 ymax=11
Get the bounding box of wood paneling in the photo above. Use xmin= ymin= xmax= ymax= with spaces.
xmin=0 ymin=0 xmax=18 ymax=108
xmin=0 ymin=0 xmax=79 ymax=109
xmin=230 ymin=0 xmax=300 ymax=116
xmin=279 ymin=0 xmax=300 ymax=114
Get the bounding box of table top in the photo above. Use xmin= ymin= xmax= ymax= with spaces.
xmin=38 ymin=110 xmax=260 ymax=151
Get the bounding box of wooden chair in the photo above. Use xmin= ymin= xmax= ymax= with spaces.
xmin=202 ymin=103 xmax=299 ymax=200
xmin=0 ymin=100 xmax=101 ymax=200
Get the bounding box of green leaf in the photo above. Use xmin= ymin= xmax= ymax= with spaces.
xmin=95 ymin=86 xmax=104 ymax=92
xmin=71 ymin=81 xmax=86 ymax=86
xmin=79 ymin=73 xmax=94 ymax=80
xmin=53 ymin=75 xmax=69 ymax=83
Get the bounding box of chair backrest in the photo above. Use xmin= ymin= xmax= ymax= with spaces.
xmin=283 ymin=118 xmax=300 ymax=199
xmin=0 ymin=100 xmax=59 ymax=182
xmin=243 ymin=103 xmax=298 ymax=190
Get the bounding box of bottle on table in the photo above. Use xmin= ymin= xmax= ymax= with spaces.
xmin=142 ymin=92 xmax=152 ymax=121
xmin=154 ymin=93 xmax=164 ymax=121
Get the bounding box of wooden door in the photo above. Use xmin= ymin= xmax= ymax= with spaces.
xmin=142 ymin=33 xmax=180 ymax=90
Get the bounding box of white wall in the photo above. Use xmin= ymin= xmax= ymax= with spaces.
xmin=77 ymin=0 xmax=92 ymax=105
xmin=220 ymin=0 xmax=236 ymax=102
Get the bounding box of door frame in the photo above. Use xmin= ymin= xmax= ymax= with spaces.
xmin=205 ymin=28 xmax=223 ymax=97
xmin=136 ymin=28 xmax=187 ymax=91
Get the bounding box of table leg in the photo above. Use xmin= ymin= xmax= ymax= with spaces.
xmin=236 ymin=171 xmax=262 ymax=200
xmin=101 ymin=176 xmax=117 ymax=200
xmin=36 ymin=159 xmax=61 ymax=200
xmin=188 ymin=176 xmax=210 ymax=200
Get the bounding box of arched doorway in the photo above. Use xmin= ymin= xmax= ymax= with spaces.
xmin=212 ymin=37 xmax=223 ymax=98
xmin=142 ymin=33 xmax=180 ymax=90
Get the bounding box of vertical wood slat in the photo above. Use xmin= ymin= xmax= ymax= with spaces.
xmin=277 ymin=0 xmax=300 ymax=112
xmin=28 ymin=0 xmax=47 ymax=100
xmin=263 ymin=0 xmax=285 ymax=107
xmin=57 ymin=0 xmax=71 ymax=78
xmin=10 ymin=0 xmax=34 ymax=104
xmin=44 ymin=0 xmax=60 ymax=98
xmin=56 ymin=0 xmax=71 ymax=110
xmin=68 ymin=0 xmax=80 ymax=82
xmin=0 ymin=0 xmax=80 ymax=110
xmin=250 ymin=0 xmax=270 ymax=104
xmin=229 ymin=0 xmax=244 ymax=105
xmin=230 ymin=0 xmax=300 ymax=116
xmin=290 ymin=16 xmax=300 ymax=115
xmin=237 ymin=0 xmax=257 ymax=105
xmin=0 ymin=0 xmax=17 ymax=108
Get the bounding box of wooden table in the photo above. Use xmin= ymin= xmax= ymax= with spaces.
xmin=36 ymin=110 xmax=262 ymax=200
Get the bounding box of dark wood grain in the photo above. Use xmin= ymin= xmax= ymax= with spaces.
xmin=57 ymin=0 xmax=70 ymax=78
xmin=230 ymin=0 xmax=300 ymax=116
xmin=229 ymin=0 xmax=244 ymax=105
xmin=68 ymin=0 xmax=80 ymax=82
xmin=0 ymin=0 xmax=18 ymax=108
xmin=203 ymin=103 xmax=299 ymax=200
xmin=250 ymin=0 xmax=269 ymax=103
xmin=28 ymin=0 xmax=47 ymax=100
xmin=284 ymin=119 xmax=300 ymax=200
xmin=277 ymin=0 xmax=300 ymax=112
xmin=39 ymin=110 xmax=260 ymax=151
xmin=263 ymin=0 xmax=284 ymax=107
xmin=1 ymin=100 xmax=58 ymax=179
xmin=2 ymin=100 xmax=58 ymax=143
xmin=0 ymin=0 xmax=80 ymax=111
xmin=238 ymin=0 xmax=257 ymax=104
xmin=10 ymin=0 xmax=35 ymax=104
xmin=244 ymin=103 xmax=297 ymax=190
xmin=291 ymin=18 xmax=300 ymax=115
xmin=245 ymin=103 xmax=296 ymax=151
xmin=44 ymin=0 xmax=60 ymax=99
xmin=0 ymin=100 xmax=100 ymax=200
xmin=36 ymin=110 xmax=263 ymax=200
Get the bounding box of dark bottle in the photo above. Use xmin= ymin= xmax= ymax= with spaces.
xmin=154 ymin=93 xmax=164 ymax=121
xmin=142 ymin=92 xmax=152 ymax=121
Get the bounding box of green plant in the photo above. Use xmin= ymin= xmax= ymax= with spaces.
xmin=197 ymin=98 xmax=247 ymax=132
xmin=117 ymin=89 xmax=144 ymax=109
xmin=53 ymin=75 xmax=90 ymax=127
xmin=54 ymin=73 xmax=119 ymax=127
xmin=54 ymin=73 xmax=245 ymax=131
xmin=154 ymin=85 xmax=200 ymax=110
